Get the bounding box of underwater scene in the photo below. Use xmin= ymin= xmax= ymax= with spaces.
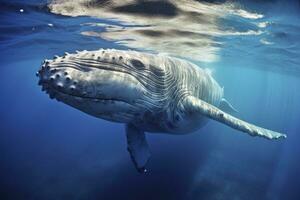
xmin=1 ymin=0 xmax=300 ymax=199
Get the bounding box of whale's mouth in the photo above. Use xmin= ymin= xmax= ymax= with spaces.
xmin=40 ymin=82 xmax=132 ymax=106
xmin=37 ymin=50 xmax=151 ymax=124
xmin=37 ymin=57 xmax=136 ymax=106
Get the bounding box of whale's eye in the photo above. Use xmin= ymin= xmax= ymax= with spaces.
xmin=130 ymin=59 xmax=145 ymax=69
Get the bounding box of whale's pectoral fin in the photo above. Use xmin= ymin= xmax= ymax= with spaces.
xmin=184 ymin=96 xmax=286 ymax=140
xmin=126 ymin=124 xmax=151 ymax=173
xmin=219 ymin=98 xmax=238 ymax=113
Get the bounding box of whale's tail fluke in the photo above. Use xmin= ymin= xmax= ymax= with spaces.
xmin=184 ymin=96 xmax=287 ymax=140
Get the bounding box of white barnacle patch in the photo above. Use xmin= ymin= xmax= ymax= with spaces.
xmin=57 ymin=82 xmax=64 ymax=89
xmin=69 ymin=85 xmax=76 ymax=91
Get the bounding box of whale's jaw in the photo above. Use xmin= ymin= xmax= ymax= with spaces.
xmin=37 ymin=51 xmax=145 ymax=123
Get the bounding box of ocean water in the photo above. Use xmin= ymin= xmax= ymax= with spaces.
xmin=1 ymin=0 xmax=300 ymax=199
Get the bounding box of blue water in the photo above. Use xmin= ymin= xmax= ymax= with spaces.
xmin=1 ymin=0 xmax=300 ymax=199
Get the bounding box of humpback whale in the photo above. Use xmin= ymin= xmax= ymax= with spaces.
xmin=37 ymin=49 xmax=286 ymax=172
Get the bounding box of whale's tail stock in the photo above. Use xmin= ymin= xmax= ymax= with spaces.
xmin=184 ymin=95 xmax=287 ymax=140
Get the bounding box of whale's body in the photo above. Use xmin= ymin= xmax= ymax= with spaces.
xmin=37 ymin=49 xmax=286 ymax=172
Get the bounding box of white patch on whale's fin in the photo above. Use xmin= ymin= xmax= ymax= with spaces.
xmin=184 ymin=96 xmax=287 ymax=140
xmin=126 ymin=124 xmax=151 ymax=173
xmin=219 ymin=98 xmax=238 ymax=114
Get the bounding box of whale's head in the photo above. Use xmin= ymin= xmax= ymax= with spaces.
xmin=37 ymin=50 xmax=146 ymax=123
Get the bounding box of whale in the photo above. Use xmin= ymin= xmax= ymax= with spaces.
xmin=37 ymin=49 xmax=286 ymax=172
